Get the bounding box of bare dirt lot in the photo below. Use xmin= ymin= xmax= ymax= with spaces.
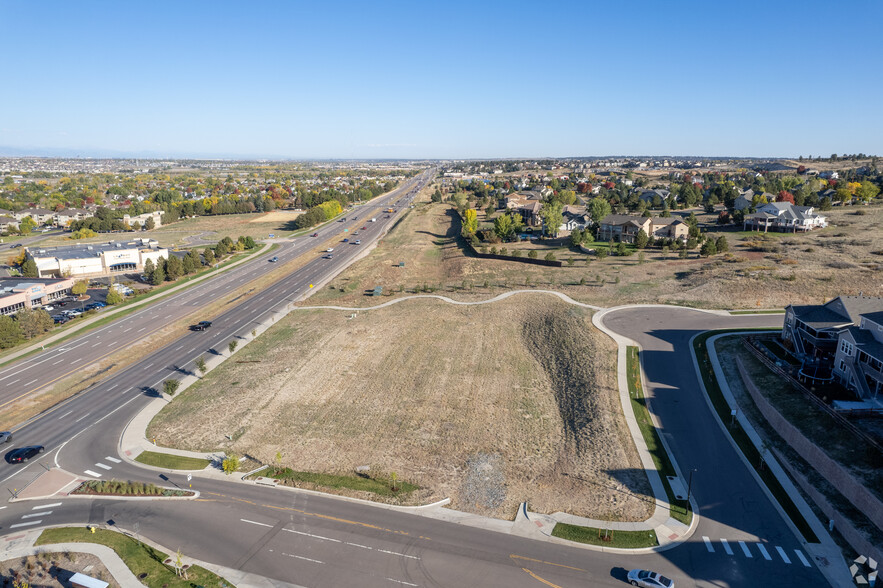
xmin=310 ymin=194 xmax=883 ymax=309
xmin=1 ymin=552 xmax=118 ymax=588
xmin=148 ymin=296 xmax=653 ymax=521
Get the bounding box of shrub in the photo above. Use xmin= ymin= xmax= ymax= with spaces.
xmin=528 ymin=250 xmax=538 ymax=259
xmin=222 ymin=456 xmax=240 ymax=474
xmin=544 ymin=252 xmax=556 ymax=261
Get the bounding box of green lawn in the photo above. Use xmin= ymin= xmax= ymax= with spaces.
xmin=626 ymin=347 xmax=692 ymax=525
xmin=692 ymin=330 xmax=819 ymax=543
xmin=254 ymin=467 xmax=418 ymax=497
xmin=36 ymin=528 xmax=234 ymax=588
xmin=551 ymin=522 xmax=658 ymax=548
xmin=134 ymin=450 xmax=211 ymax=470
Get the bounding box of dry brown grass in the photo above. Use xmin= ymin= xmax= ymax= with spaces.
xmin=148 ymin=296 xmax=653 ymax=521
xmin=309 ymin=195 xmax=883 ymax=310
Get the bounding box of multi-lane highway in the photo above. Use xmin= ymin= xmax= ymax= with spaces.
xmin=0 ymin=173 xmax=836 ymax=587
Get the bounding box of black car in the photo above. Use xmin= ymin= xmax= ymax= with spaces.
xmin=9 ymin=445 xmax=44 ymax=463
xmin=191 ymin=321 xmax=213 ymax=331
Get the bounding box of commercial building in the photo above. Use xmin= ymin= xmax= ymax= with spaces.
xmin=26 ymin=238 xmax=169 ymax=279
xmin=0 ymin=277 xmax=75 ymax=316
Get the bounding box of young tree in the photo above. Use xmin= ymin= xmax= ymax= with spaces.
xmin=462 ymin=209 xmax=478 ymax=236
xmin=634 ymin=229 xmax=649 ymax=249
xmin=544 ymin=252 xmax=556 ymax=261
xmin=716 ymin=235 xmax=729 ymax=253
xmin=0 ymin=315 xmax=22 ymax=349
xmin=528 ymin=249 xmax=538 ymax=259
xmin=71 ymin=280 xmax=88 ymax=296
xmin=540 ymin=201 xmax=564 ymax=237
xmin=215 ymin=240 xmax=229 ymax=257
xmin=165 ymin=255 xmax=183 ymax=280
xmin=202 ymin=248 xmax=215 ymax=266
xmin=222 ymin=456 xmax=240 ymax=474
xmin=596 ymin=247 xmax=607 ymax=261
xmin=131 ymin=220 xmax=141 ymax=231
xmin=700 ymin=240 xmax=718 ymax=257
xmin=181 ymin=253 xmax=196 ymax=275
xmin=195 ymin=355 xmax=207 ymax=375
xmin=144 ymin=216 xmax=156 ymax=230
xmin=105 ymin=287 xmax=124 ymax=305
xmin=19 ymin=216 xmax=37 ymax=235
xmin=588 ymin=197 xmax=612 ymax=222
xmin=163 ymin=379 xmax=180 ymax=396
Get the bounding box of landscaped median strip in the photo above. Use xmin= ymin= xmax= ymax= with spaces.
xmin=551 ymin=521 xmax=659 ymax=548
xmin=692 ymin=329 xmax=818 ymax=543
xmin=36 ymin=527 xmax=232 ymax=588
xmin=134 ymin=450 xmax=211 ymax=470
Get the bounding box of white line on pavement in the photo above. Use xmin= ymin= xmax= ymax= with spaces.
xmin=105 ymin=456 xmax=121 ymax=463
xmin=703 ymin=536 xmax=715 ymax=553
xmin=7 ymin=379 xmax=19 ymax=385
xmin=25 ymin=379 xmax=38 ymax=386
xmin=10 ymin=521 xmax=41 ymax=528
xmin=83 ymin=470 xmax=102 ymax=478
xmin=738 ymin=541 xmax=752 ymax=558
xmin=720 ymin=538 xmax=733 ymax=555
xmin=377 ymin=549 xmax=420 ymax=560
xmin=95 ymin=463 xmax=112 ymax=470
xmin=92 ymin=342 xmax=102 ymax=347
xmin=240 ymin=518 xmax=273 ymax=528
xmin=74 ymin=413 xmax=90 ymax=423
xmin=387 ymin=580 xmax=418 ymax=587
xmin=57 ymin=411 xmax=73 ymax=420
xmin=70 ymin=358 xmax=81 ymax=364
xmin=21 ymin=512 xmax=49 ymax=518
xmin=52 ymin=359 xmax=65 ymax=365
xmin=756 ymin=544 xmax=772 ymax=560
xmin=286 ymin=554 xmax=323 ymax=564
xmin=346 ymin=542 xmax=372 ymax=549
xmin=138 ymin=327 xmax=146 ymax=333
xmin=285 ymin=529 xmax=341 ymax=543
xmin=123 ymin=327 xmax=132 ymax=333
xmin=795 ymin=550 xmax=810 ymax=567
xmin=32 ymin=502 xmax=61 ymax=510
xmin=775 ymin=546 xmax=791 ymax=564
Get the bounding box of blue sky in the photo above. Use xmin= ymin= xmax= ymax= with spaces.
xmin=1 ymin=0 xmax=881 ymax=159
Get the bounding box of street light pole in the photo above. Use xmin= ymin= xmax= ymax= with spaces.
xmin=686 ymin=468 xmax=697 ymax=510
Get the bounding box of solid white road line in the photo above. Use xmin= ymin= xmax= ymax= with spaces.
xmin=21 ymin=512 xmax=49 ymax=518
xmin=240 ymin=518 xmax=273 ymax=528
xmin=756 ymin=543 xmax=772 ymax=560
xmin=95 ymin=463 xmax=112 ymax=470
xmin=10 ymin=521 xmax=41 ymax=528
xmin=105 ymin=456 xmax=121 ymax=463
xmin=720 ymin=538 xmax=733 ymax=555
xmin=795 ymin=550 xmax=811 ymax=567
xmin=285 ymin=529 xmax=341 ymax=542
xmin=703 ymin=536 xmax=715 ymax=553
xmin=738 ymin=541 xmax=752 ymax=558
xmin=775 ymin=546 xmax=791 ymax=564
xmin=32 ymin=502 xmax=62 ymax=509
xmin=387 ymin=580 xmax=418 ymax=587
xmin=83 ymin=470 xmax=102 ymax=478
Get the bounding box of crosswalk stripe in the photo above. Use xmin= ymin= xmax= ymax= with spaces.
xmin=757 ymin=544 xmax=772 ymax=560
xmin=21 ymin=512 xmax=49 ymax=519
xmin=31 ymin=502 xmax=61 ymax=510
xmin=10 ymin=521 xmax=41 ymax=528
xmin=775 ymin=546 xmax=791 ymax=564
xmin=738 ymin=541 xmax=752 ymax=558
xmin=720 ymin=538 xmax=733 ymax=555
xmin=84 ymin=469 xmax=102 ymax=478
xmin=105 ymin=456 xmax=121 ymax=463
xmin=95 ymin=463 xmax=112 ymax=470
xmin=794 ymin=550 xmax=810 ymax=567
xmin=703 ymin=536 xmax=715 ymax=553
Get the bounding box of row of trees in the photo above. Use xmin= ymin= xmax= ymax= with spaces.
xmin=294 ymin=200 xmax=343 ymax=229
xmin=143 ymin=235 xmax=257 ymax=286
xmin=0 ymin=308 xmax=54 ymax=349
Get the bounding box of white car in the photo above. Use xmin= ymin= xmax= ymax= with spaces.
xmin=627 ymin=569 xmax=673 ymax=588
xmin=325 ymin=248 xmax=334 ymax=252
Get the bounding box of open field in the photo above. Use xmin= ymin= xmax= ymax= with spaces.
xmin=309 ymin=191 xmax=883 ymax=310
xmin=148 ymin=296 xmax=653 ymax=521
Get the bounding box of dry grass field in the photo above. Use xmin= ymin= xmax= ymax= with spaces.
xmin=148 ymin=296 xmax=653 ymax=521
xmin=310 ymin=192 xmax=883 ymax=309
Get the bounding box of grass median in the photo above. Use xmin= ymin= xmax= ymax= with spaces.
xmin=692 ymin=330 xmax=818 ymax=543
xmin=626 ymin=346 xmax=692 ymax=525
xmin=551 ymin=522 xmax=658 ymax=548
xmin=36 ymin=527 xmax=233 ymax=588
xmin=134 ymin=451 xmax=211 ymax=470
xmin=253 ymin=466 xmax=418 ymax=497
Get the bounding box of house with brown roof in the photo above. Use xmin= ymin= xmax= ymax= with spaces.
xmin=597 ymin=214 xmax=651 ymax=243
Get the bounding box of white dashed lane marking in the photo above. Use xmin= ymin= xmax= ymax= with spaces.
xmin=95 ymin=463 xmax=112 ymax=470
xmin=739 ymin=541 xmax=752 ymax=558
xmin=721 ymin=538 xmax=733 ymax=555
xmin=757 ymin=543 xmax=772 ymax=560
xmin=795 ymin=550 xmax=811 ymax=567
xmin=105 ymin=456 xmax=121 ymax=463
xmin=703 ymin=536 xmax=715 ymax=553
xmin=775 ymin=546 xmax=791 ymax=564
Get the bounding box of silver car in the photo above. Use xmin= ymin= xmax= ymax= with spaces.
xmin=627 ymin=569 xmax=673 ymax=588
xmin=0 ymin=431 xmax=12 ymax=444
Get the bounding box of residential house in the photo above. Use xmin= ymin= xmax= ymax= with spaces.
xmin=559 ymin=205 xmax=591 ymax=233
xmin=597 ymin=214 xmax=651 ymax=243
xmin=53 ymin=208 xmax=94 ymax=227
xmin=638 ymin=189 xmax=671 ymax=204
xmin=649 ymin=217 xmax=688 ymax=241
xmin=734 ymin=189 xmax=755 ymax=211
xmin=0 ymin=217 xmax=20 ymax=233
xmin=783 ymin=296 xmax=883 ymax=400
xmin=743 ymin=202 xmax=827 ymax=233
xmin=122 ymin=210 xmax=163 ymax=229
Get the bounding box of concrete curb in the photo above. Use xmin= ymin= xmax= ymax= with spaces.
xmin=695 ymin=331 xmax=853 ymax=588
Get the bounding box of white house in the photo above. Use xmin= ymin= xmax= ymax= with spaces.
xmin=744 ymin=202 xmax=827 ymax=233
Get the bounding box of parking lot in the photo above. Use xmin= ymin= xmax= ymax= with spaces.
xmin=46 ymin=288 xmax=109 ymax=325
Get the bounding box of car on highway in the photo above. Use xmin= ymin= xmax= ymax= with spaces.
xmin=361 ymin=226 xmax=367 ymax=230
xmin=191 ymin=321 xmax=213 ymax=331
xmin=627 ymin=569 xmax=674 ymax=588
xmin=325 ymin=248 xmax=334 ymax=252
xmin=10 ymin=243 xmax=22 ymax=248
xmin=311 ymin=233 xmax=319 ymax=237
xmin=0 ymin=431 xmax=12 ymax=444
xmin=342 ymin=238 xmax=349 ymax=243
xmin=354 ymin=240 xmax=361 ymax=245
xmin=269 ymin=256 xmax=278 ymax=262
xmin=324 ymin=254 xmax=333 ymax=259
xmin=8 ymin=445 xmax=44 ymax=463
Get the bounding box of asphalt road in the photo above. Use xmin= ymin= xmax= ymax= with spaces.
xmin=0 ymin=184 xmax=832 ymax=587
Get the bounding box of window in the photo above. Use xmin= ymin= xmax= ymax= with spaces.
xmin=839 ymin=340 xmax=854 ymax=356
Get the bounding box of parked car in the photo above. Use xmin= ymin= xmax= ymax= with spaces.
xmin=8 ymin=445 xmax=44 ymax=463
xmin=64 ymin=310 xmax=82 ymax=317
xmin=43 ymin=305 xmax=54 ymax=311
xmin=0 ymin=431 xmax=12 ymax=444
xmin=53 ymin=316 xmax=69 ymax=325
xmin=627 ymin=569 xmax=674 ymax=588
xmin=191 ymin=321 xmax=213 ymax=331
xmin=92 ymin=302 xmax=106 ymax=308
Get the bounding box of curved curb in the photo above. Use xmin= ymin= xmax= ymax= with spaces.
xmin=296 ymin=289 xmax=604 ymax=312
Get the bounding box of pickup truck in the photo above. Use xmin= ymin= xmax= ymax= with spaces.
xmin=191 ymin=321 xmax=213 ymax=331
